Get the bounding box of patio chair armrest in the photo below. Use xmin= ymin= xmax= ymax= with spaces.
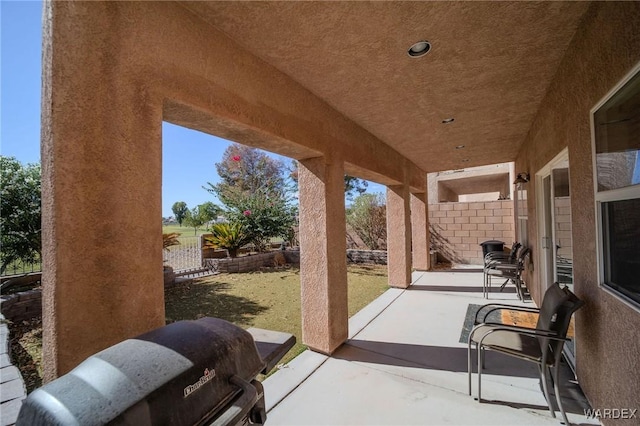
xmin=484 ymin=261 xmax=520 ymax=271
xmin=484 ymin=253 xmax=510 ymax=263
xmin=484 ymin=256 xmax=515 ymax=265
xmin=474 ymin=303 xmax=540 ymax=324
xmin=471 ymin=324 xmax=568 ymax=346
xmin=492 ymin=263 xmax=519 ymax=271
xmin=478 ymin=322 xmax=561 ymax=336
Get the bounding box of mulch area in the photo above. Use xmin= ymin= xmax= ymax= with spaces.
xmin=7 ymin=317 xmax=43 ymax=393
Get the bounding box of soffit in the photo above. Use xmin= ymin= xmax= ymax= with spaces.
xmin=179 ymin=1 xmax=590 ymax=173
xmin=439 ymin=173 xmax=509 ymax=196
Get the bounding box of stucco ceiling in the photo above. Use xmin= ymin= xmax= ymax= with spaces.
xmin=180 ymin=1 xmax=590 ymax=173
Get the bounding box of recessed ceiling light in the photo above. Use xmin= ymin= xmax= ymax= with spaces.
xmin=442 ymin=118 xmax=455 ymax=124
xmin=407 ymin=40 xmax=431 ymax=58
xmin=455 ymin=145 xmax=465 ymax=149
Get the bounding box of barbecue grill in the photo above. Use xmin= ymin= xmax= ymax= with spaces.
xmin=16 ymin=317 xmax=295 ymax=426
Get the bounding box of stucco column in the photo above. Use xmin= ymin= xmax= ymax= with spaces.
xmin=298 ymin=156 xmax=348 ymax=354
xmin=42 ymin=1 xmax=164 ymax=379
xmin=411 ymin=192 xmax=430 ymax=271
xmin=387 ymin=184 xmax=412 ymax=288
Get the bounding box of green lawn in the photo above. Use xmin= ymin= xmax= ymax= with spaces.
xmin=163 ymin=224 xmax=208 ymax=238
xmin=11 ymin=264 xmax=388 ymax=392
xmin=165 ymin=264 xmax=389 ymax=367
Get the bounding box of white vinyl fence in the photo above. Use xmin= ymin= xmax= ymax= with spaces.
xmin=164 ymin=236 xmax=203 ymax=272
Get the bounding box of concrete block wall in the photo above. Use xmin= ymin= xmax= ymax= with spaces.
xmin=429 ymin=200 xmax=515 ymax=265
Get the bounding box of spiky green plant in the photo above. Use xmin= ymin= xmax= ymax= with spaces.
xmin=204 ymin=222 xmax=252 ymax=258
xmin=163 ymin=232 xmax=181 ymax=251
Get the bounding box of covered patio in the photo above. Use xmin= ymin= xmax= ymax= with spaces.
xmin=38 ymin=1 xmax=640 ymax=423
xmin=264 ymin=271 xmax=597 ymax=425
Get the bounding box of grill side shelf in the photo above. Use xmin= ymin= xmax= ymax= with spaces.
xmin=247 ymin=328 xmax=296 ymax=375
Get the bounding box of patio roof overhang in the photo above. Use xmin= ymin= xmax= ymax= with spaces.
xmin=178 ymin=1 xmax=590 ymax=173
xmin=40 ymin=0 xmax=613 ymax=381
xmin=38 ymin=0 xmax=640 ymax=418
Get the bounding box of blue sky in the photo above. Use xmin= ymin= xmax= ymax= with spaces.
xmin=1 ymin=1 xmax=385 ymax=217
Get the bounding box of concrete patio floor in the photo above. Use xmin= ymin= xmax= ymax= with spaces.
xmin=263 ymin=271 xmax=599 ymax=426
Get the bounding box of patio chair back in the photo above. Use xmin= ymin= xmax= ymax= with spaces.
xmin=507 ymin=242 xmax=522 ymax=262
xmin=535 ymin=283 xmax=584 ymax=360
xmin=517 ymin=246 xmax=530 ymax=263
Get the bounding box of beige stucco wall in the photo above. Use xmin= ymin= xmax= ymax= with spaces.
xmin=515 ymin=2 xmax=640 ymax=417
xmin=43 ymin=1 xmax=428 ymax=376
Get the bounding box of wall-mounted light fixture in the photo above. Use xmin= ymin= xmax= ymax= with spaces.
xmin=513 ymin=172 xmax=530 ymax=184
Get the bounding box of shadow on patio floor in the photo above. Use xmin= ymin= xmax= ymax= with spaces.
xmin=336 ymin=339 xmax=593 ymax=417
xmin=337 ymin=339 xmax=539 ymax=378
xmin=407 ymin=285 xmax=517 ymax=293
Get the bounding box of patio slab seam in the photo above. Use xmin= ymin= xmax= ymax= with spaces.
xmin=265 ymin=287 xmax=405 ymax=413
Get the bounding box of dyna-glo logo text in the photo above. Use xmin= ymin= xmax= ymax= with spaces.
xmin=184 ymin=368 xmax=216 ymax=398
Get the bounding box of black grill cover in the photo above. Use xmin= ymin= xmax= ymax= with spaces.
xmin=17 ymin=318 xmax=265 ymax=426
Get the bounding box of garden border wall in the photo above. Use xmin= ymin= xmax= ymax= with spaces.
xmin=1 ymin=290 xmax=43 ymax=323
xmin=204 ymin=249 xmax=386 ymax=273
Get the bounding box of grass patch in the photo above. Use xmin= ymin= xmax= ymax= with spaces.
xmin=165 ymin=264 xmax=389 ymax=367
xmin=162 ymin=224 xmax=207 ymax=238
xmin=10 ymin=264 xmax=388 ymax=392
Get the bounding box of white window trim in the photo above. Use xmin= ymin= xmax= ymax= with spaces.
xmin=590 ymin=59 xmax=640 ymax=313
xmin=515 ymin=183 xmax=528 ymax=246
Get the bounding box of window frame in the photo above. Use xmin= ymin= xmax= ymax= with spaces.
xmin=591 ymin=60 xmax=640 ymax=313
xmin=515 ymin=182 xmax=528 ymax=246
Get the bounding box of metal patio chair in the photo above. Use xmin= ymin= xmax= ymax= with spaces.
xmin=484 ymin=246 xmax=529 ymax=300
xmin=482 ymin=242 xmax=520 ymax=294
xmin=467 ymin=282 xmax=584 ymax=425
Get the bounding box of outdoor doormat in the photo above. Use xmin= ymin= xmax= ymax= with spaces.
xmin=459 ymin=304 xmax=541 ymax=344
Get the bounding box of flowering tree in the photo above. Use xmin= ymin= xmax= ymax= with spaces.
xmin=205 ymin=144 xmax=297 ymax=250
xmin=224 ymin=189 xmax=297 ymax=251
xmin=210 ymin=143 xmax=286 ymax=201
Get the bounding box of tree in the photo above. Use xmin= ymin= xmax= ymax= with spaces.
xmin=205 ymin=144 xmax=296 ymax=250
xmin=0 ymin=156 xmax=42 ymax=274
xmin=198 ymin=201 xmax=222 ymax=223
xmin=224 ymin=189 xmax=297 ymax=251
xmin=208 ymin=143 xmax=286 ymax=201
xmin=346 ymin=193 xmax=387 ymax=250
xmin=288 ymin=160 xmax=368 ymax=201
xmin=171 ymin=201 xmax=188 ymax=226
xmin=183 ymin=203 xmax=219 ymax=235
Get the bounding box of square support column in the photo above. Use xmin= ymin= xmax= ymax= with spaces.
xmin=42 ymin=1 xmax=164 ymax=379
xmin=298 ymin=156 xmax=349 ymax=354
xmin=387 ymin=184 xmax=412 ymax=288
xmin=411 ymin=192 xmax=431 ymax=271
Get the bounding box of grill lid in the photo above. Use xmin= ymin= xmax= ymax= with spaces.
xmin=17 ymin=318 xmax=266 ymax=426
